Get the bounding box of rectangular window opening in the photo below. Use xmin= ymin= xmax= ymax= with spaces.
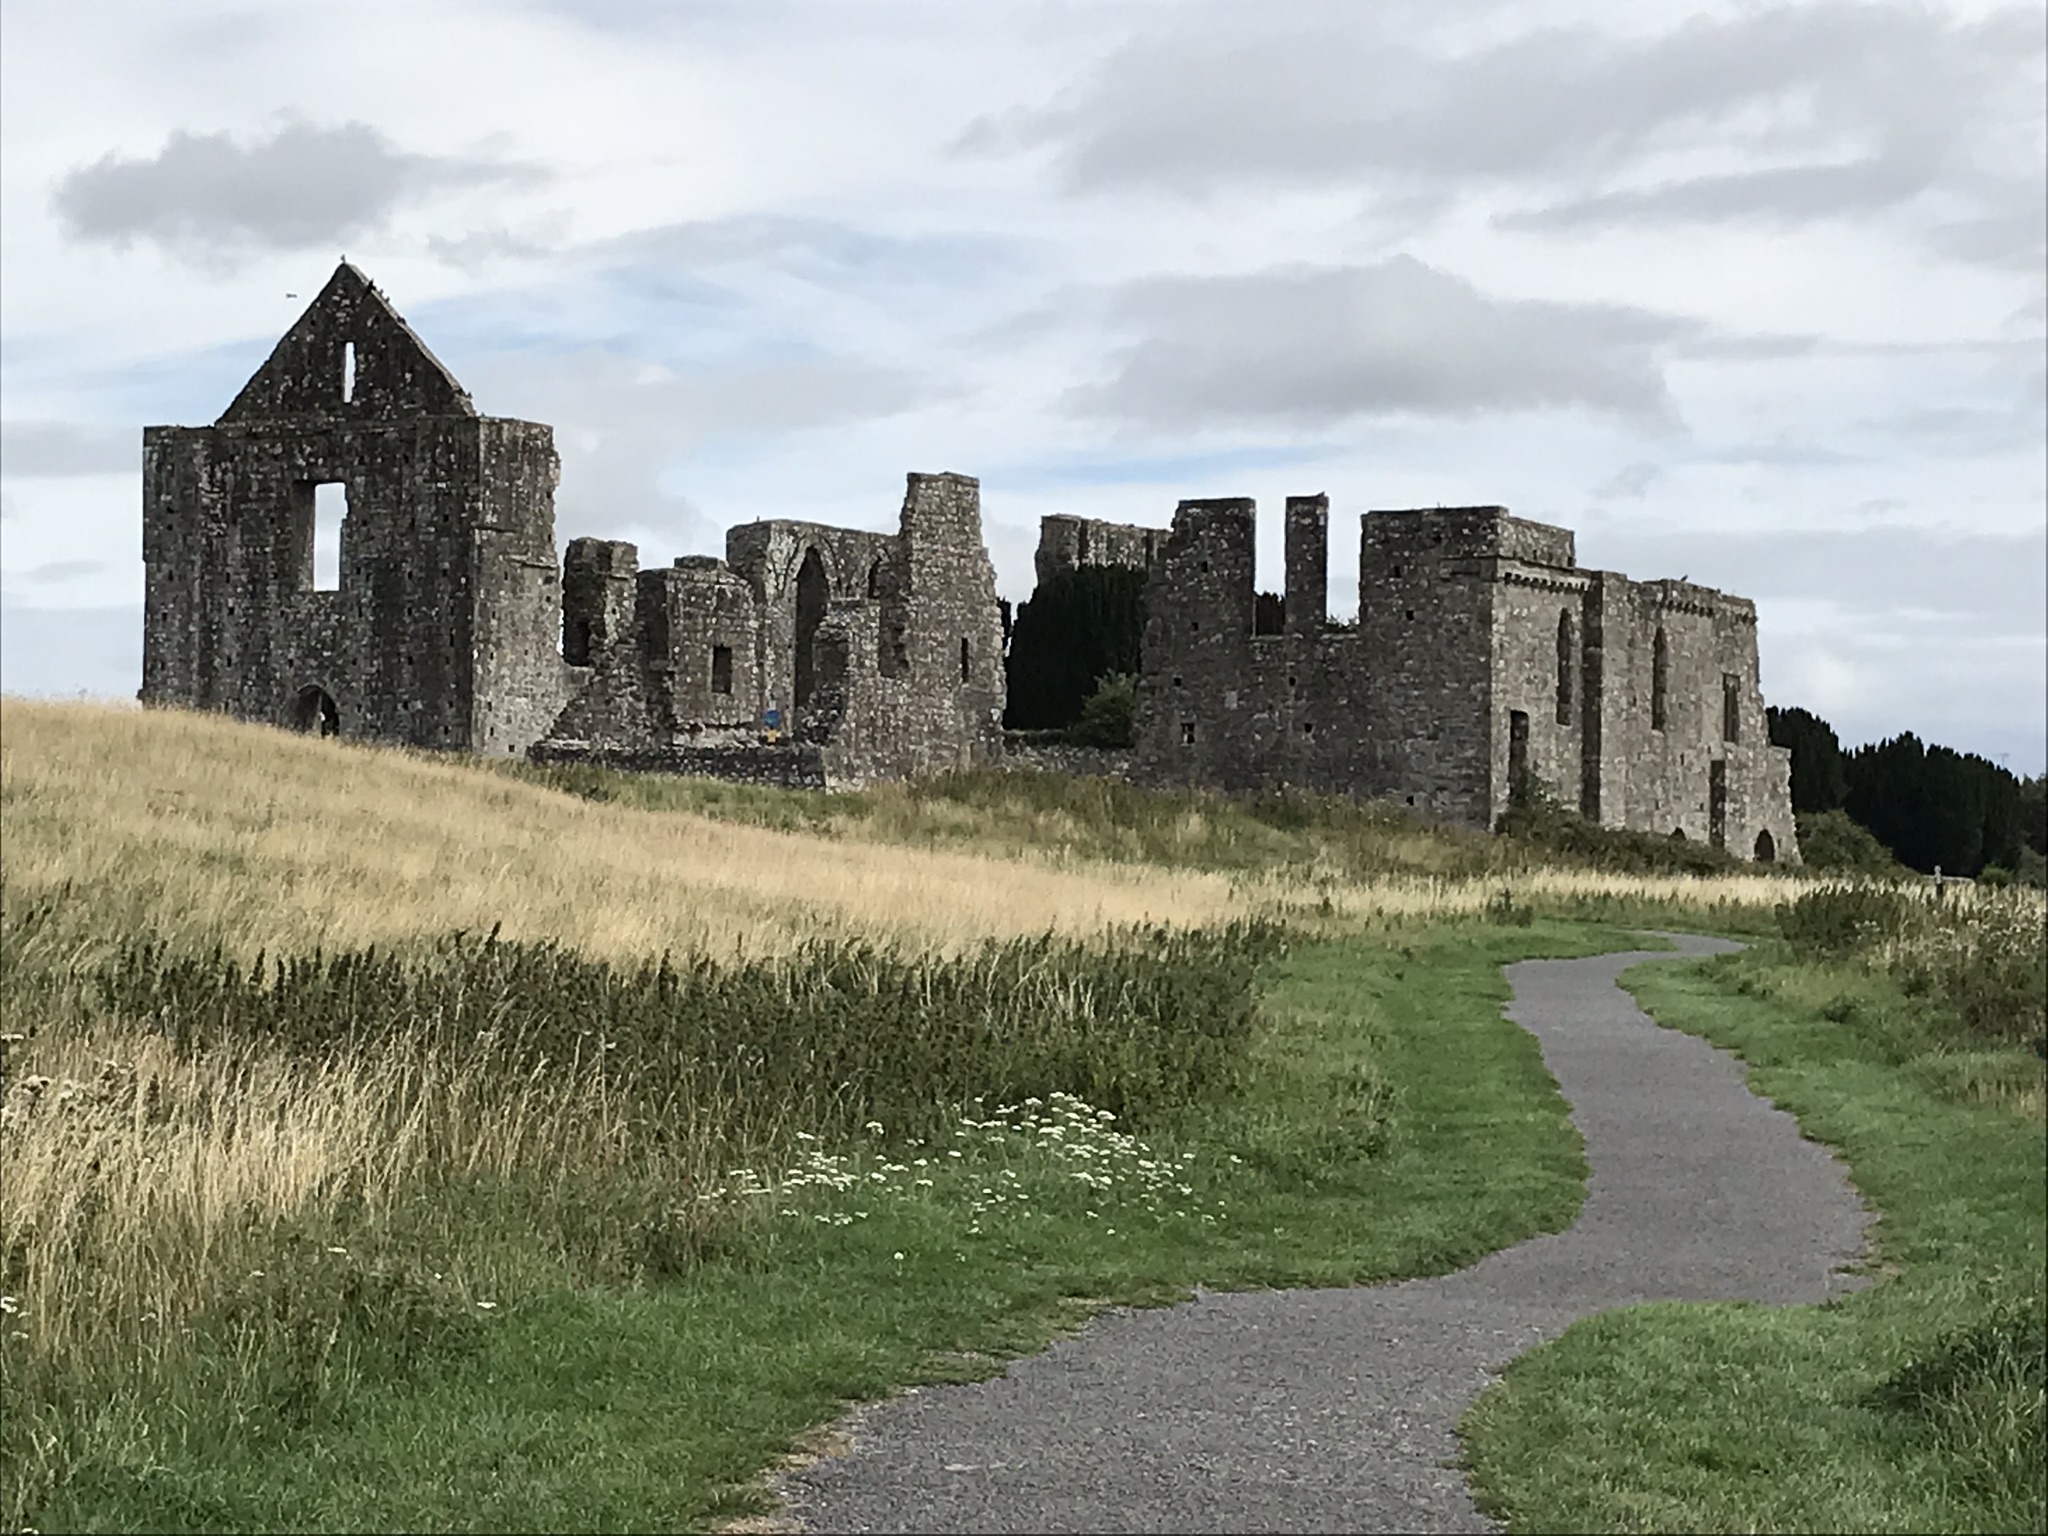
xmin=711 ymin=644 xmax=734 ymax=695
xmin=1722 ymin=673 xmax=1741 ymax=743
xmin=313 ymin=482 xmax=346 ymax=592
xmin=1180 ymin=721 xmax=1197 ymax=746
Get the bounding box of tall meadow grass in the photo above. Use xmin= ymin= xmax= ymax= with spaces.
xmin=1 ymin=697 xmax=1802 ymax=1526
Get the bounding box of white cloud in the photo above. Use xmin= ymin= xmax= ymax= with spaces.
xmin=0 ymin=0 xmax=2038 ymax=769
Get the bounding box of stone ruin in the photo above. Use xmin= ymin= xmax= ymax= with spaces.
xmin=1038 ymin=500 xmax=1798 ymax=862
xmin=141 ymin=263 xmax=1796 ymax=857
xmin=140 ymin=262 xmax=1005 ymax=789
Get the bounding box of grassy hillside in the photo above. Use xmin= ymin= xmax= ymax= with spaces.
xmin=1 ymin=701 xmax=1243 ymax=961
xmin=3 ymin=700 xmax=2036 ymax=1532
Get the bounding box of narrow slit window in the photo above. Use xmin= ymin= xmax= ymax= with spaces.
xmin=1651 ymin=627 xmax=1669 ymax=731
xmin=959 ymin=636 xmax=971 ymax=682
xmin=313 ymin=483 xmax=346 ymax=591
xmin=1556 ymin=610 xmax=1577 ymax=725
xmin=1722 ymin=673 xmax=1741 ymax=743
xmin=342 ymin=342 xmax=356 ymax=403
xmin=711 ymin=644 xmax=734 ymax=695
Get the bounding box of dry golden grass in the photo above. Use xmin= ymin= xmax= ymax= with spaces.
xmin=2 ymin=699 xmax=1796 ymax=967
xmin=2 ymin=1023 xmax=687 ymax=1362
xmin=1 ymin=696 xmax=1802 ymax=1378
xmin=0 ymin=699 xmax=1242 ymax=961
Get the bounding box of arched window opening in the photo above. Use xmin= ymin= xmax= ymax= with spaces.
xmin=342 ymin=341 xmax=356 ymax=403
xmin=1651 ymin=626 xmax=1669 ymax=731
xmin=291 ymin=685 xmax=340 ymax=738
xmin=866 ymin=558 xmax=883 ymax=599
xmin=1754 ymin=829 xmax=1777 ymax=864
xmin=794 ymin=548 xmax=828 ymax=707
xmin=1556 ymin=609 xmax=1576 ymax=725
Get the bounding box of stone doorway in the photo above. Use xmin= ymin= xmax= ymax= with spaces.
xmin=291 ymin=685 xmax=340 ymax=738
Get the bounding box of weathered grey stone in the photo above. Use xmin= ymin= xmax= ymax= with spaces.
xmin=141 ymin=261 xmax=571 ymax=758
xmin=1097 ymin=499 xmax=1797 ymax=862
xmin=1034 ymin=515 xmax=1160 ymax=586
xmin=141 ymin=264 xmax=1795 ymax=854
xmin=142 ymin=264 xmax=1009 ymax=793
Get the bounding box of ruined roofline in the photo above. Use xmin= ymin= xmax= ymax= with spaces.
xmin=726 ymin=516 xmax=904 ymax=541
xmin=1635 ymin=575 xmax=1759 ymax=619
xmin=214 ymin=260 xmax=479 ymax=427
xmin=1365 ymin=504 xmax=1563 ymax=544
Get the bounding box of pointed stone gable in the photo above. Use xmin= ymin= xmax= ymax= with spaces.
xmin=217 ymin=262 xmax=477 ymax=425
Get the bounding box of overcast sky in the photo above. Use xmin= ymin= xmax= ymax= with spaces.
xmin=2 ymin=0 xmax=2042 ymax=771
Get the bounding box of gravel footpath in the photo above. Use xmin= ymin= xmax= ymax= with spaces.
xmin=775 ymin=934 xmax=1871 ymax=1534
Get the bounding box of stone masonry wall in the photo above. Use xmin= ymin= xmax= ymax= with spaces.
xmin=145 ymin=263 xmax=1015 ymax=795
xmin=142 ymin=264 xmax=546 ymax=753
xmin=534 ymin=473 xmax=1006 ymax=788
xmin=1125 ymin=497 xmax=1797 ymax=860
xmin=1034 ymin=514 xmax=1162 ymax=586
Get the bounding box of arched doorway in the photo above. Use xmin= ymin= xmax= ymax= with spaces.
xmin=291 ymin=685 xmax=340 ymax=738
xmin=793 ymin=548 xmax=829 ymax=708
xmin=1754 ymin=829 xmax=1777 ymax=864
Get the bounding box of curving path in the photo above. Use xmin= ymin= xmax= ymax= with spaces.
xmin=776 ymin=935 xmax=1871 ymax=1534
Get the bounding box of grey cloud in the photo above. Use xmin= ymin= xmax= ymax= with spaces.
xmin=597 ymin=215 xmax=1031 ymax=290
xmin=15 ymin=560 xmax=108 ymax=585
xmin=425 ymin=224 xmax=565 ymax=273
xmin=1924 ymin=177 xmax=2048 ymax=273
xmin=1582 ymin=525 xmax=2046 ymax=632
xmin=1858 ymin=375 xmax=2046 ymax=456
xmin=1 ymin=421 xmax=137 ymax=477
xmin=1709 ymin=440 xmax=1860 ymax=468
xmin=1500 ymin=158 xmax=1935 ymax=233
xmin=1595 ymin=463 xmax=1662 ymax=500
xmin=469 ymin=348 xmax=940 ymax=537
xmin=53 ymin=119 xmax=544 ymax=261
xmin=1068 ymin=257 xmax=1681 ymax=429
xmin=971 ymin=3 xmax=2038 ymax=258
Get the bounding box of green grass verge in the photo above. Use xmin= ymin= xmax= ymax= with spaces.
xmin=17 ymin=920 xmax=1660 ymax=1533
xmin=1460 ymin=945 xmax=2047 ymax=1535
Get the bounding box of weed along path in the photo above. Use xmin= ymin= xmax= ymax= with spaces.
xmin=775 ymin=934 xmax=1873 ymax=1535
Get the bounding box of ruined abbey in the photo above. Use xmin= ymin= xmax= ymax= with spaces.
xmin=1042 ymin=502 xmax=1798 ymax=861
xmin=141 ymin=263 xmax=1796 ymax=859
xmin=141 ymin=263 xmax=1004 ymax=789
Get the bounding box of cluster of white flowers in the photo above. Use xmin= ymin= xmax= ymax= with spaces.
xmin=694 ymin=1091 xmax=1225 ymax=1239
xmin=946 ymin=1092 xmax=1222 ymax=1233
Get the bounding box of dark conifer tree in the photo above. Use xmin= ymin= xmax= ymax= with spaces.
xmin=1003 ymin=564 xmax=1147 ymax=730
xmin=1766 ymin=705 xmax=1849 ymax=813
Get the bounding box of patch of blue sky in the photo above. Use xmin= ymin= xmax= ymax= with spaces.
xmin=991 ymin=443 xmax=1341 ymax=493
xmin=605 ymin=214 xmax=1033 ymax=285
xmin=47 ymin=337 xmax=279 ymax=426
xmin=412 ymin=267 xmax=759 ymax=361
